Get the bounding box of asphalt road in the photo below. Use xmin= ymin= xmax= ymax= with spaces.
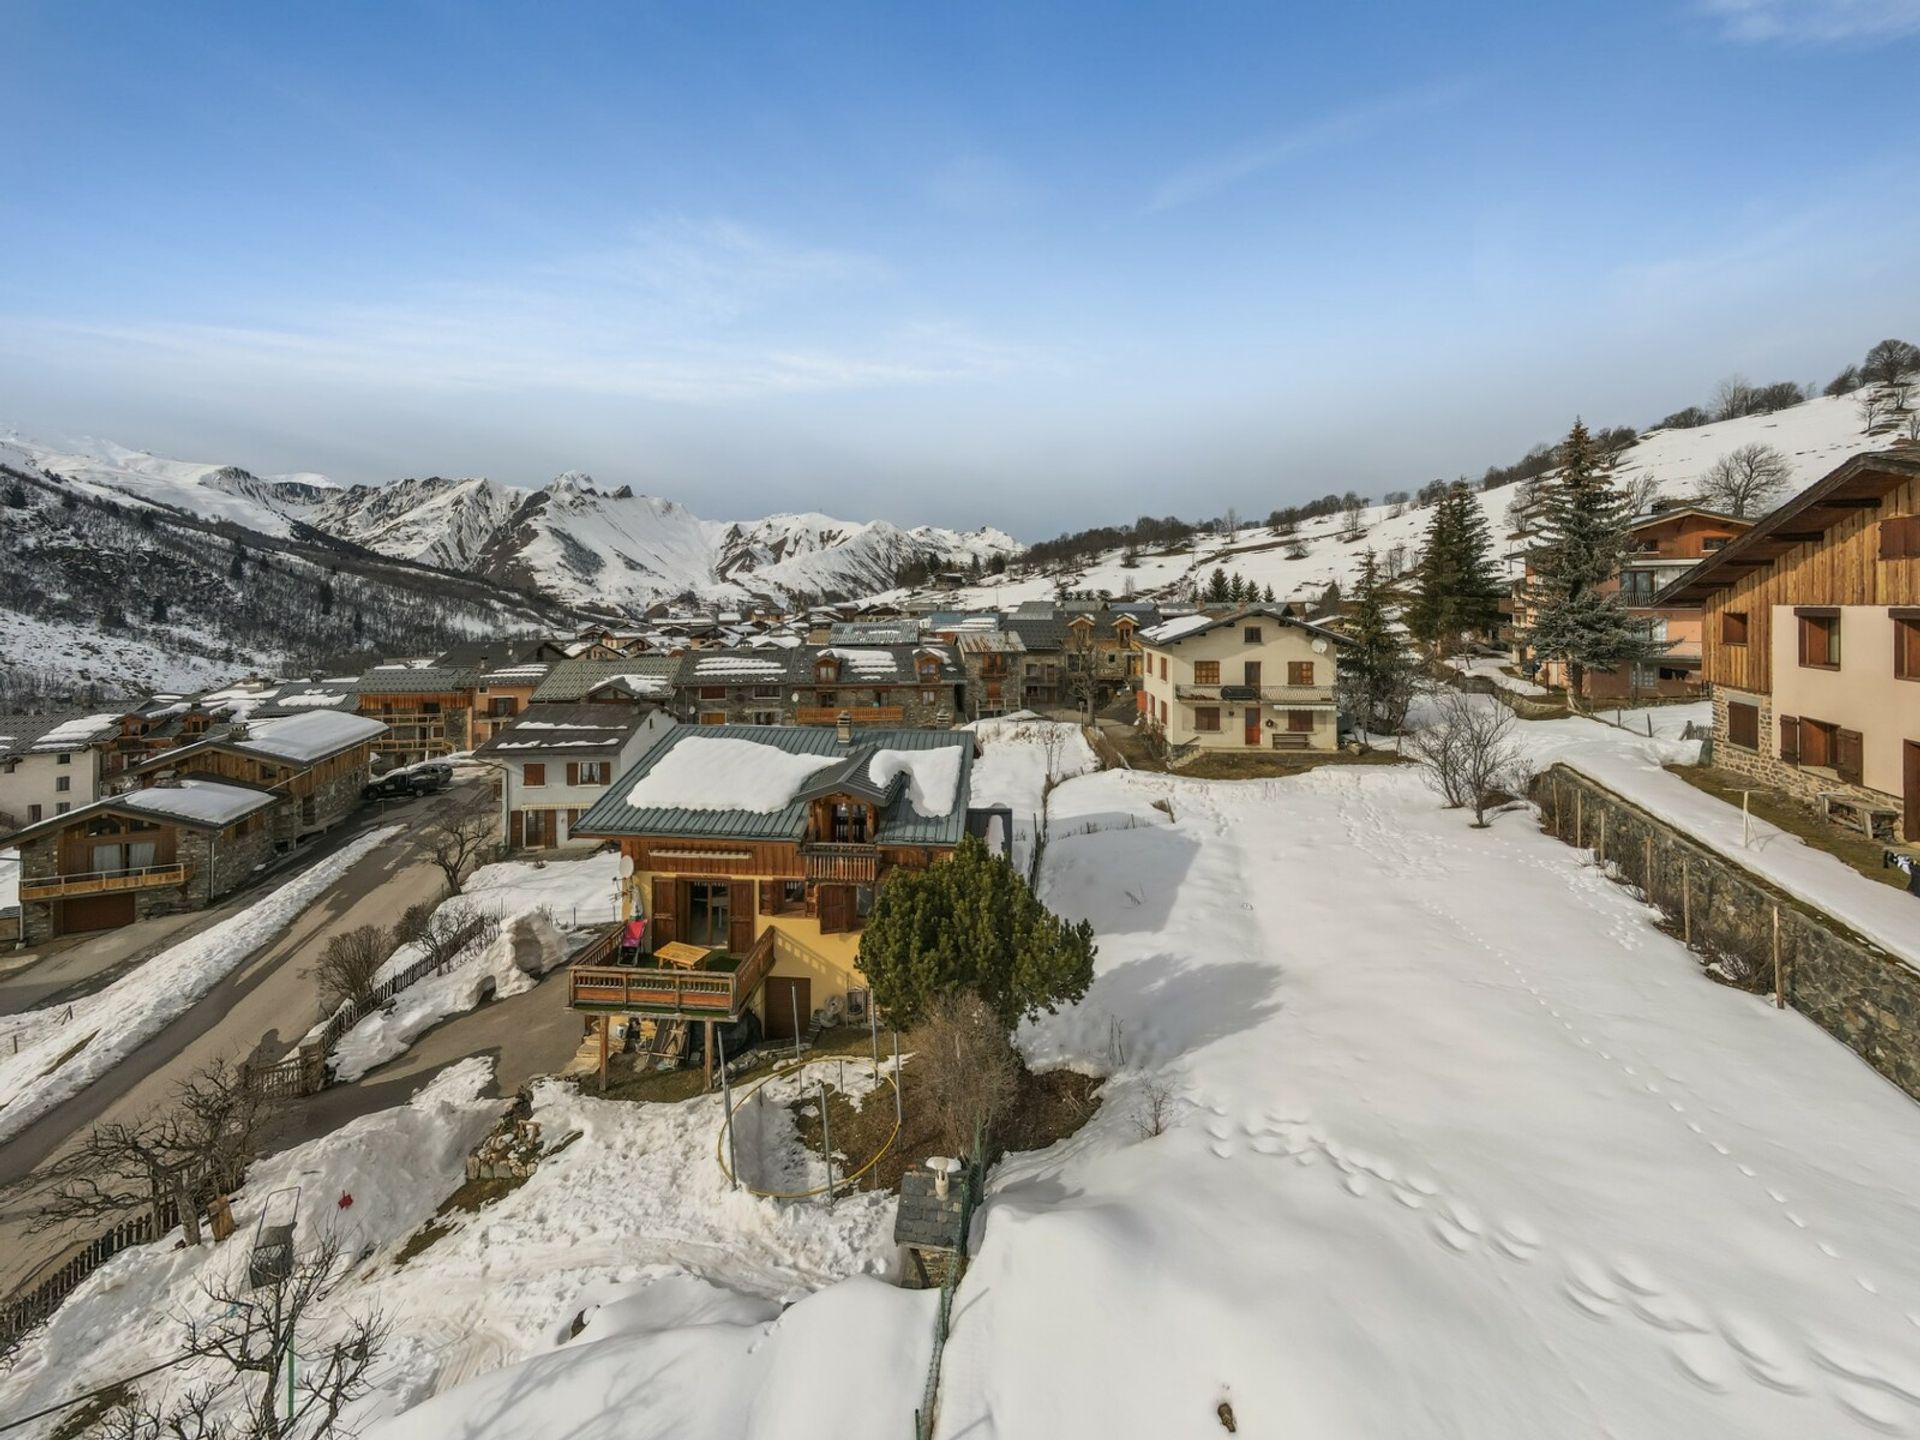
xmin=0 ymin=783 xmax=498 ymax=1295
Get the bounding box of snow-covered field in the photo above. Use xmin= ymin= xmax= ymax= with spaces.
xmin=964 ymin=713 xmax=1101 ymax=874
xmin=0 ymin=827 xmax=401 ymax=1146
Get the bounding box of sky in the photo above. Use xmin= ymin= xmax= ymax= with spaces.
xmin=1 ymin=0 xmax=1917 ymax=539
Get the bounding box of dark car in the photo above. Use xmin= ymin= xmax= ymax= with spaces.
xmin=362 ymin=772 xmax=416 ymax=801
xmin=406 ymin=764 xmax=452 ymax=795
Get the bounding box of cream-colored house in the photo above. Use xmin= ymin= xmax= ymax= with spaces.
xmin=1136 ymin=606 xmax=1348 ymax=752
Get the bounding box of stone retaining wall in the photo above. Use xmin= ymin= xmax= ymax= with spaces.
xmin=1535 ymin=763 xmax=1920 ymax=1102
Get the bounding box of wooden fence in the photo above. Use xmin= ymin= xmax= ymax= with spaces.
xmin=2 ymin=1200 xmax=181 ymax=1346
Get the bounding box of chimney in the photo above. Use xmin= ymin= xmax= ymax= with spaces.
xmin=836 ymin=711 xmax=853 ymax=745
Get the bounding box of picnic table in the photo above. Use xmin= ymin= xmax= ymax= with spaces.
xmin=653 ymin=941 xmax=713 ymax=969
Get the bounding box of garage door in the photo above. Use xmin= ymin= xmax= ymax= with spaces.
xmin=62 ymin=893 xmax=135 ymax=933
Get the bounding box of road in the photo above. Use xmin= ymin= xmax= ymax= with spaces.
xmin=0 ymin=780 xmax=549 ymax=1296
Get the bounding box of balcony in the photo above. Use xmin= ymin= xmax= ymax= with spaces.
xmin=568 ymin=926 xmax=776 ymax=1021
xmin=21 ymin=863 xmax=190 ymax=901
xmin=801 ymin=841 xmax=879 ymax=883
xmin=794 ymin=706 xmax=904 ymax=726
xmin=1173 ymin=683 xmax=1336 ymax=705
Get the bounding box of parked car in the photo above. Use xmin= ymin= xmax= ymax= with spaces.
xmin=362 ymin=772 xmax=416 ymax=801
xmin=407 ymin=763 xmax=452 ymax=794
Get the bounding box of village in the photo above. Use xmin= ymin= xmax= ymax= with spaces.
xmin=1 ymin=419 xmax=1918 ymax=1438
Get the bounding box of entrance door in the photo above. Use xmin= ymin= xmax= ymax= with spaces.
xmin=1906 ymin=740 xmax=1920 ymax=843
xmin=765 ymin=976 xmax=812 ymax=1039
xmin=62 ymin=893 xmax=135 ymax=933
xmin=1245 ymin=707 xmax=1262 ymax=747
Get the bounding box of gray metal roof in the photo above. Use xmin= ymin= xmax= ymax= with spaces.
xmin=473 ymin=703 xmax=651 ymax=757
xmin=354 ymin=666 xmax=480 ymax=694
xmin=0 ymin=711 xmax=128 ymax=760
xmin=571 ymin=724 xmax=974 ymax=847
xmin=532 ymin=656 xmax=678 ymax=703
xmin=1003 ymin=617 xmax=1067 ymax=652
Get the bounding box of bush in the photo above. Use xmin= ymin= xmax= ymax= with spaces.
xmin=907 ymin=993 xmax=1022 ymax=1160
xmin=311 ymin=924 xmax=391 ymax=1013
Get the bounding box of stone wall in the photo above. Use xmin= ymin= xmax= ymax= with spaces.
xmin=270 ymin=763 xmax=369 ymax=846
xmin=1535 ymin=763 xmax=1920 ymax=1101
xmin=190 ymin=821 xmax=278 ymax=902
xmin=1709 ymin=689 xmax=1903 ymax=828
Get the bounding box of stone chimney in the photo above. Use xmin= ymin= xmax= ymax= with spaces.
xmin=836 ymin=712 xmax=853 ymax=745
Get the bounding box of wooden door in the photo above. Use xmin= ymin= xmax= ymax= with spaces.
xmin=1906 ymin=741 xmax=1920 ymax=843
xmin=509 ymin=811 xmax=524 ymax=848
xmin=650 ymin=877 xmax=680 ymax=946
xmin=765 ymin=977 xmax=811 ymax=1039
xmin=728 ymin=881 xmax=755 ymax=955
xmin=1244 ymin=707 xmax=1261 ymax=747
xmin=62 ymin=893 xmax=134 ymax=934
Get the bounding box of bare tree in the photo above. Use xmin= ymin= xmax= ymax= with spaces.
xmin=908 ymin=993 xmax=1022 ymax=1161
xmin=422 ymin=791 xmax=497 ymax=895
xmin=1621 ymin=469 xmax=1662 ymax=517
xmin=1407 ymin=690 xmax=1527 ymax=828
xmin=418 ymin=900 xmax=500 ymax=973
xmin=306 ymin=924 xmax=389 ymax=1014
xmin=98 ymin=1231 xmax=389 ymax=1439
xmin=1710 ymin=374 xmax=1754 ymax=422
xmin=1860 ymin=387 xmax=1893 ymax=432
xmin=34 ymin=1059 xmax=278 ymax=1249
xmin=1696 ymin=442 xmax=1791 ymax=518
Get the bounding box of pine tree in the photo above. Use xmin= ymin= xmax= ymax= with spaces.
xmin=1522 ymin=419 xmax=1664 ymax=706
xmin=1205 ymin=567 xmax=1231 ymax=603
xmin=1338 ymin=550 xmax=1415 ymax=748
xmin=149 ymin=595 xmax=169 ymax=623
xmin=1406 ymin=483 xmax=1504 ymax=656
xmin=1262 ymin=583 xmax=1276 ymax=603
xmin=1318 ymin=579 xmax=1343 ymax=615
xmin=1227 ymin=572 xmax=1246 ymax=603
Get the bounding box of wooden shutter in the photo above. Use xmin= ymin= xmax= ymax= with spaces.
xmin=818 ymin=884 xmax=851 ymax=935
xmin=524 ymin=762 xmax=545 ymax=786
xmin=728 ymin=880 xmax=755 ymax=954
xmin=1837 ymin=729 xmax=1864 ymax=785
xmin=566 ymin=762 xmax=579 ymax=786
xmin=1779 ymin=715 xmax=1800 ymax=765
xmin=759 ymin=879 xmax=778 ymax=914
xmin=1880 ymin=516 xmax=1920 ymax=560
xmin=650 ymin=877 xmax=679 ymax=945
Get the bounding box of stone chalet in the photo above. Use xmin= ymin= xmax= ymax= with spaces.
xmin=674 ymin=646 xmax=966 ymax=729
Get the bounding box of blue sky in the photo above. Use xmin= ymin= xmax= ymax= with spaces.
xmin=2 ymin=0 xmax=1917 ymax=536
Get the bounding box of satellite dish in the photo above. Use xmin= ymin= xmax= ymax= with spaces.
xmin=1311 ymin=639 xmax=1329 ymax=654
xmin=617 ymin=854 xmax=635 ymax=878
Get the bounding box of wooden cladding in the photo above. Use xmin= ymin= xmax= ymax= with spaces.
xmin=1721 ymin=611 xmax=1749 ymax=645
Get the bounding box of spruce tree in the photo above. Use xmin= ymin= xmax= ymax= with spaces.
xmin=1227 ymin=572 xmax=1246 ymax=603
xmin=1406 ymin=483 xmax=1503 ymax=656
xmin=1338 ymin=550 xmax=1415 ymax=748
xmin=1206 ymin=567 xmax=1231 ymax=603
xmin=1522 ymin=419 xmax=1664 ymax=706
xmin=1262 ymin=583 xmax=1276 ymax=603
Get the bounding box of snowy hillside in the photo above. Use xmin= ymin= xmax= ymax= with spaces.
xmin=910 ymin=387 xmax=1896 ymax=611
xmin=1 ymin=431 xmax=1021 ymax=612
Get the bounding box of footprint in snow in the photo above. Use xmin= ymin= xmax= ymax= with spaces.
xmin=1209 ymin=1141 xmax=1235 ymax=1159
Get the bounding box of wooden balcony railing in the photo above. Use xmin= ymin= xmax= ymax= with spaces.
xmin=794 ymin=706 xmax=905 ymax=726
xmin=801 ymin=841 xmax=879 ymax=883
xmin=568 ymin=926 xmax=776 ymax=1021
xmin=21 ymin=863 xmax=190 ymax=901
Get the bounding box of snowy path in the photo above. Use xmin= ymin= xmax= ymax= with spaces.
xmin=940 ymin=764 xmax=1920 ymax=1439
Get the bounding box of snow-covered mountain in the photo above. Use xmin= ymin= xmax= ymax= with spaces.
xmin=0 ymin=432 xmax=1022 ymax=612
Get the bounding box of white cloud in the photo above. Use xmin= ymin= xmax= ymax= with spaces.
xmin=1144 ymin=78 xmax=1473 ymax=214
xmin=1702 ymin=0 xmax=1920 ymax=42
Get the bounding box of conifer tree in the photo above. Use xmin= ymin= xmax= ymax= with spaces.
xmin=1262 ymin=583 xmax=1276 ymax=603
xmin=1227 ymin=572 xmax=1246 ymax=602
xmin=1406 ymin=483 xmax=1504 ymax=656
xmin=1521 ymin=419 xmax=1664 ymax=706
xmin=1205 ymin=567 xmax=1231 ymax=603
xmin=1338 ymin=550 xmax=1415 ymax=747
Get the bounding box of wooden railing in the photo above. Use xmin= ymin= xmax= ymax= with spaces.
xmin=1173 ymin=683 xmax=1335 ymax=704
xmin=20 ymin=863 xmax=190 ymax=901
xmin=569 ymin=926 xmax=776 ymax=1020
xmin=794 ymin=706 xmax=904 ymax=726
xmin=801 ymin=842 xmax=879 ymax=883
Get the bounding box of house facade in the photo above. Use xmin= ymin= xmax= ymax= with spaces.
xmin=355 ymin=666 xmax=479 ymax=766
xmin=0 ymin=713 xmax=127 ymax=831
xmin=1136 ymin=605 xmax=1347 ymax=752
xmin=568 ymin=724 xmax=976 ymax=1048
xmin=1663 ymin=447 xmax=1920 ymax=842
xmin=4 ymin=779 xmax=282 ymax=942
xmin=474 ymin=702 xmax=675 ymax=849
xmin=672 ymin=646 xmax=965 ymax=728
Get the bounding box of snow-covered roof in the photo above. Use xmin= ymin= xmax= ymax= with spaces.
xmin=236 ymin=711 xmax=389 ymax=763
xmin=118 ymin=778 xmax=279 ymax=827
xmin=624 ymin=736 xmax=840 ymax=813
xmin=868 ymin=746 xmax=963 ymax=818
xmin=1139 ymin=613 xmax=1217 ymax=645
xmin=0 ymin=711 xmax=126 ymax=759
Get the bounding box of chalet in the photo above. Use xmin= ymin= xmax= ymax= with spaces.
xmin=129 ymin=710 xmax=388 ymax=846
xmin=473 ymin=661 xmax=553 ymax=745
xmin=3 ymin=779 xmax=282 ymax=942
xmin=957 ymin=631 xmax=1026 ymax=719
xmin=0 ymin=712 xmax=129 ymax=831
xmin=474 ymin=703 xmax=675 ymax=849
xmin=531 ymin=656 xmax=679 ymax=707
xmin=1136 ymin=605 xmax=1349 ymax=753
xmin=1002 ymin=615 xmax=1067 ymax=708
xmin=355 ymin=666 xmax=479 ymax=767
xmin=1662 ymin=446 xmax=1920 ymax=844
xmin=1511 ymin=505 xmax=1753 ymax=699
xmin=673 ymin=646 xmax=965 ymax=728
xmin=567 ymin=722 xmax=979 ymax=1075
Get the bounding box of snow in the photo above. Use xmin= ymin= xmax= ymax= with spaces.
xmin=1447 ymin=653 xmax=1550 ymax=696
xmin=0 ymin=826 xmax=402 ymax=1145
xmin=932 ymin=719 xmax=1920 ymax=1440
xmin=1138 ymin=613 xmax=1214 ymax=645
xmin=229 ymin=709 xmax=388 ymax=762
xmin=0 ymin=846 xmax=18 ymax=911
xmin=626 ymin=736 xmax=840 ymax=813
xmin=462 ymin=851 xmax=625 ymax=928
xmin=821 ymin=646 xmax=901 ymax=673
xmin=117 ymin=777 xmax=278 ymax=826
xmin=868 ymin=744 xmax=964 ymax=818
xmin=962 ymin=714 xmax=1101 ymax=873
xmin=689 ymin=655 xmax=786 ymax=675
xmin=27 ymin=712 xmax=123 ymax=749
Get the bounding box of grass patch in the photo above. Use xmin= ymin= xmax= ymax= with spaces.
xmin=789 ymin=1052 xmax=1099 ymax=1196
xmin=32 ymin=1031 xmax=97 ymax=1083
xmin=393 ymin=1173 xmax=529 ymax=1268
xmin=1663 ymin=764 xmax=1910 ymax=892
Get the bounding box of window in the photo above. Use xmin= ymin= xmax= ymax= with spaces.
xmin=1287 ymin=661 xmax=1314 ymax=686
xmin=1880 ymin=515 xmax=1920 ymax=560
xmin=752 ymin=684 xmax=780 ymax=699
xmin=1243 ymin=626 xmax=1263 ymax=642
xmin=1287 ymin=710 xmax=1315 ymax=733
xmin=1797 ymin=610 xmax=1841 ymax=669
xmin=1897 ymin=613 xmax=1920 ymax=681
xmin=1193 ymin=706 xmax=1221 ymax=732
xmin=1722 ymin=611 xmax=1749 ymax=645
xmin=1726 ymin=701 xmax=1759 ymax=750
xmin=27 ymin=803 xmax=41 ymax=822
xmin=524 ymin=763 xmax=547 ymax=786
xmin=55 ymin=802 xmax=70 ymax=814
xmin=921 ymin=689 xmax=937 ymax=704
xmin=55 ymin=776 xmax=70 ymax=793
xmin=817 ymin=690 xmax=838 ymax=706
xmin=57 ymin=752 xmax=71 ymax=765
xmin=830 ymin=802 xmax=870 ymax=843
xmin=1193 ymin=661 xmax=1220 ymax=685
xmin=1800 ymin=717 xmax=1839 ymax=770
xmin=578 ymin=761 xmax=606 ymax=785
xmin=1701 ymin=537 xmax=1728 ymax=552
xmin=686 ymin=881 xmax=731 ymax=947
xmin=700 ymin=686 xmax=726 ymax=700
xmin=1158 ymin=656 xmax=1167 ymax=680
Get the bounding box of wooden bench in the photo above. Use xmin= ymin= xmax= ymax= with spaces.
xmin=1820 ymin=793 xmax=1900 ymax=843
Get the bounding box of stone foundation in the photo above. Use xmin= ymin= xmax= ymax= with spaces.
xmin=1709 ymin=689 xmax=1904 ymax=835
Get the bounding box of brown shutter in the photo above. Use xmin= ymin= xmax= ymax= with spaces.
xmin=1836 ymin=729 xmax=1864 ymax=785
xmin=566 ymin=762 xmax=579 ymax=786
xmin=728 ymin=880 xmax=755 ymax=954
xmin=650 ymin=877 xmax=679 ymax=945
xmin=1779 ymin=715 xmax=1800 ymax=765
xmin=759 ymin=879 xmax=777 ymax=914
xmin=818 ymin=883 xmax=850 ymax=935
